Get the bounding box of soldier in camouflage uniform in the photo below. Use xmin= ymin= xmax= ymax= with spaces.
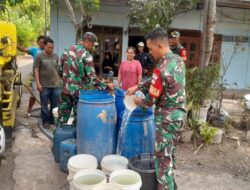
xmin=169 ymin=31 xmax=187 ymax=63
xmin=127 ymin=28 xmax=186 ymax=190
xmin=57 ymin=32 xmax=113 ymax=127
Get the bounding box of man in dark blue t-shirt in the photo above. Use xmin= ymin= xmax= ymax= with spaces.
xmin=18 ymin=35 xmax=46 ymax=118
xmin=135 ymin=42 xmax=154 ymax=78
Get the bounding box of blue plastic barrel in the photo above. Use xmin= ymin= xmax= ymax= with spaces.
xmin=114 ymin=89 xmax=126 ymax=147
xmin=52 ymin=125 xmax=76 ymax=163
xmin=77 ymin=90 xmax=117 ymax=161
xmin=60 ymin=139 xmax=77 ymax=173
xmin=115 ymin=89 xmax=126 ymax=118
xmin=118 ymin=108 xmax=155 ymax=159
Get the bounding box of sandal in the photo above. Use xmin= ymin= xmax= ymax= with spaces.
xmin=24 ymin=112 xmax=31 ymax=118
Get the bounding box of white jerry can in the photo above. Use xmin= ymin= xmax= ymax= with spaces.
xmin=0 ymin=125 xmax=5 ymax=154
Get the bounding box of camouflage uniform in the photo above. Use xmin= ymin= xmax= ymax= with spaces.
xmin=171 ymin=44 xmax=187 ymax=62
xmin=58 ymin=41 xmax=106 ymax=127
xmin=139 ymin=52 xmax=186 ymax=190
xmin=170 ymin=31 xmax=187 ymax=62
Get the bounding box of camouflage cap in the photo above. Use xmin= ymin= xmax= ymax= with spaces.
xmin=170 ymin=31 xmax=180 ymax=38
xmin=83 ymin=32 xmax=98 ymax=43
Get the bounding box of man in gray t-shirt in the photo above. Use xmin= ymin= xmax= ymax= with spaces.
xmin=34 ymin=38 xmax=61 ymax=129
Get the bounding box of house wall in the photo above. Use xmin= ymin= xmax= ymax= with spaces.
xmin=50 ymin=1 xmax=129 ymax=61
xmin=171 ymin=8 xmax=250 ymax=89
xmin=50 ymin=3 xmax=250 ymax=88
xmin=222 ymin=42 xmax=250 ymax=88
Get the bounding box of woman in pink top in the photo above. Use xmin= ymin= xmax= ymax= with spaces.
xmin=117 ymin=47 xmax=142 ymax=90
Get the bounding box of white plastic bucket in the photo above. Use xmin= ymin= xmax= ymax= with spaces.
xmin=72 ymin=169 xmax=107 ymax=190
xmin=199 ymin=107 xmax=209 ymax=122
xmin=110 ymin=169 xmax=142 ymax=190
xmin=192 ymin=106 xmax=209 ymax=122
xmin=68 ymin=154 xmax=98 ymax=181
xmin=124 ymin=91 xmax=145 ymax=112
xmin=101 ymin=155 xmax=128 ymax=177
xmin=93 ymin=183 xmax=122 ymax=190
xmin=0 ymin=125 xmax=5 ymax=154
xmin=124 ymin=95 xmax=137 ymax=112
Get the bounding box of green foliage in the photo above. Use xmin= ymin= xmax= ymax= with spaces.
xmin=0 ymin=0 xmax=24 ymax=6
xmin=188 ymin=119 xmax=218 ymax=144
xmin=199 ymin=122 xmax=218 ymax=144
xmin=76 ymin=0 xmax=100 ymax=18
xmin=188 ymin=119 xmax=201 ymax=130
xmin=128 ymin=0 xmax=198 ymax=32
xmin=186 ymin=65 xmax=220 ymax=108
xmin=14 ymin=14 xmax=36 ymax=47
xmin=0 ymin=0 xmax=49 ymax=47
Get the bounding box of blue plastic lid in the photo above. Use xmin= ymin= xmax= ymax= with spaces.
xmin=79 ymin=90 xmax=115 ymax=103
xmin=119 ymin=107 xmax=154 ymax=121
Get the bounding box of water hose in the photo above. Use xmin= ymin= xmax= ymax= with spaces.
xmin=22 ymin=82 xmax=53 ymax=140
xmin=22 ymin=82 xmax=40 ymax=104
xmin=37 ymin=119 xmax=53 ymax=140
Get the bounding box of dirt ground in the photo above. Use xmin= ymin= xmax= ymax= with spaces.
xmin=0 ymin=94 xmax=68 ymax=190
xmin=0 ymin=57 xmax=250 ymax=190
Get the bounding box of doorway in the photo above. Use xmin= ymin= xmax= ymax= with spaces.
xmin=85 ymin=25 xmax=123 ymax=76
xmin=128 ymin=36 xmax=149 ymax=54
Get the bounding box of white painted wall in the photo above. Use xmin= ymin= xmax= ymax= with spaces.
xmin=171 ymin=8 xmax=250 ymax=36
xmin=171 ymin=8 xmax=250 ymax=89
xmin=50 ymin=2 xmax=129 ymax=60
xmin=50 ymin=4 xmax=250 ymax=89
xmin=171 ymin=10 xmax=203 ymax=30
xmin=222 ymin=42 xmax=250 ymax=88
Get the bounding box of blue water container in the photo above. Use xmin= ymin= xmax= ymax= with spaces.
xmin=59 ymin=139 xmax=77 ymax=173
xmin=118 ymin=108 xmax=155 ymax=159
xmin=114 ymin=89 xmax=126 ymax=147
xmin=52 ymin=125 xmax=76 ymax=163
xmin=115 ymin=89 xmax=126 ymax=118
xmin=77 ymin=90 xmax=117 ymax=161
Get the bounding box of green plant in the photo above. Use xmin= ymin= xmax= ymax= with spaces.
xmin=199 ymin=122 xmax=218 ymax=144
xmin=1 ymin=0 xmax=49 ymax=47
xmin=0 ymin=0 xmax=24 ymax=6
xmin=188 ymin=119 xmax=201 ymax=130
xmin=188 ymin=119 xmax=218 ymax=144
xmin=128 ymin=0 xmax=198 ymax=32
xmin=186 ymin=65 xmax=220 ymax=109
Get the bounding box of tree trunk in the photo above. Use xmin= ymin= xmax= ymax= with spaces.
xmin=76 ymin=22 xmax=88 ymax=43
xmin=200 ymin=0 xmax=216 ymax=67
xmin=76 ymin=26 xmax=81 ymax=43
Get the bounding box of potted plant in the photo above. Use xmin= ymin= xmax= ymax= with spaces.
xmin=186 ymin=65 xmax=220 ymax=122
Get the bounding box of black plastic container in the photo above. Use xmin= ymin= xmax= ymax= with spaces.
xmin=128 ymin=153 xmax=157 ymax=190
